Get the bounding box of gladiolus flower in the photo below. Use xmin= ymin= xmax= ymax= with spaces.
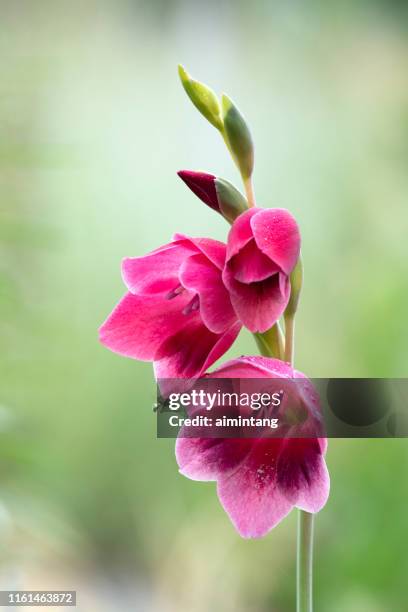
xmin=175 ymin=356 xmax=329 ymax=538
xmin=99 ymin=235 xmax=241 ymax=379
xmin=223 ymin=208 xmax=301 ymax=333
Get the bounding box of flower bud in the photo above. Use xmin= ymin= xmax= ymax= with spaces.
xmin=222 ymin=94 xmax=254 ymax=180
xmin=178 ymin=65 xmax=223 ymax=131
xmin=285 ymin=256 xmax=303 ymax=318
xmin=177 ymin=170 xmax=248 ymax=222
xmin=177 ymin=170 xmax=219 ymax=212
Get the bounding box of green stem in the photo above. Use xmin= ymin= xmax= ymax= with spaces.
xmin=284 ymin=315 xmax=295 ymax=364
xmin=297 ymin=511 xmax=314 ymax=612
xmin=243 ymin=176 xmax=256 ymax=208
xmin=253 ymin=254 xmax=313 ymax=611
xmin=284 ymin=313 xmax=314 ymax=611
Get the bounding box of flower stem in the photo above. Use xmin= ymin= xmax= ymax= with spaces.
xmin=284 ymin=313 xmax=314 ymax=611
xmin=243 ymin=176 xmax=256 ymax=208
xmin=284 ymin=314 xmax=295 ymax=364
xmin=297 ymin=510 xmax=314 ymax=612
xmin=255 ymin=260 xmax=314 ymax=611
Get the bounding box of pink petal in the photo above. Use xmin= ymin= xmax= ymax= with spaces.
xmin=228 ymin=239 xmax=280 ymax=283
xmin=225 ymin=208 xmax=259 ymax=260
xmin=318 ymin=437 xmax=328 ymax=455
xmin=208 ymin=355 xmax=295 ymax=379
xmin=122 ymin=235 xmax=227 ymax=296
xmin=174 ymin=235 xmax=227 ymax=270
xmin=276 ymin=438 xmax=330 ymax=513
xmin=153 ymin=321 xmax=241 ymax=379
xmin=176 ymin=437 xmax=252 ymax=481
xmin=122 ymin=241 xmax=195 ymax=295
xmin=179 ymin=254 xmax=237 ymax=333
xmin=199 ymin=322 xmax=242 ymax=374
xmin=223 ymin=267 xmax=290 ymax=333
xmin=99 ymin=290 xmax=194 ymax=360
xmin=217 ymin=438 xmax=293 ymax=538
xmin=251 ymin=208 xmax=301 ymax=275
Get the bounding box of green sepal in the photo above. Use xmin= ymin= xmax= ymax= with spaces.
xmin=214 ymin=178 xmax=248 ymax=223
xmin=178 ymin=65 xmax=223 ymax=131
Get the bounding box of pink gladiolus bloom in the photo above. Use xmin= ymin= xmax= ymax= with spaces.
xmin=223 ymin=208 xmax=301 ymax=333
xmin=99 ymin=235 xmax=241 ymax=379
xmin=176 ymin=356 xmax=329 ymax=538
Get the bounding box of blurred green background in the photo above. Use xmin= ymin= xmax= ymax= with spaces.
xmin=1 ymin=1 xmax=408 ymax=610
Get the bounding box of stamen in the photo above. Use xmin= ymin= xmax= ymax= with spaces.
xmin=166 ymin=284 xmax=185 ymax=299
xmin=182 ymin=294 xmax=200 ymax=315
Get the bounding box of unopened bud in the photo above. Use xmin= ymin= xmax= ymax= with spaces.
xmin=178 ymin=65 xmax=223 ymax=131
xmin=177 ymin=170 xmax=219 ymax=212
xmin=222 ymin=94 xmax=254 ymax=180
xmin=285 ymin=256 xmax=303 ymax=318
xmin=177 ymin=170 xmax=248 ymax=222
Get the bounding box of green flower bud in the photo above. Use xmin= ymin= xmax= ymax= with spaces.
xmin=178 ymin=65 xmax=223 ymax=131
xmin=285 ymin=256 xmax=303 ymax=318
xmin=214 ymin=178 xmax=248 ymax=223
xmin=222 ymin=94 xmax=254 ymax=180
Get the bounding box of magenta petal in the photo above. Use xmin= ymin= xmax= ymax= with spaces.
xmin=318 ymin=437 xmax=328 ymax=455
xmin=179 ymin=254 xmax=237 ymax=333
xmin=228 ymin=238 xmax=280 ymax=283
xmin=99 ymin=290 xmax=194 ymax=360
xmin=199 ymin=322 xmax=241 ymax=374
xmin=295 ymin=455 xmax=329 ymax=513
xmin=100 ymin=292 xmax=240 ymax=379
xmin=122 ymin=235 xmax=226 ymax=296
xmin=176 ymin=235 xmax=227 ymax=270
xmin=208 ymin=355 xmax=295 ymax=378
xmin=217 ymin=439 xmax=292 ymax=538
xmin=225 ymin=208 xmax=259 ymax=260
xmin=276 ymin=438 xmax=330 ymax=513
xmin=153 ymin=320 xmax=241 ymax=379
xmin=122 ymin=241 xmax=195 ymax=295
xmin=223 ymin=268 xmax=290 ymax=333
xmin=251 ymin=208 xmax=301 ymax=275
xmin=176 ymin=437 xmax=252 ymax=481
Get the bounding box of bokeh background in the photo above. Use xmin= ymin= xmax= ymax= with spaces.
xmin=1 ymin=1 xmax=408 ymax=610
